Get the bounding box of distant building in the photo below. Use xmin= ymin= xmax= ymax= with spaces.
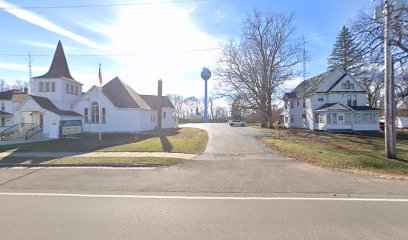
xmin=283 ymin=68 xmax=380 ymax=131
xmin=0 ymin=41 xmax=177 ymax=140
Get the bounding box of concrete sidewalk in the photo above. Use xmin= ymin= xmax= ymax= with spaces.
xmin=0 ymin=151 xmax=197 ymax=160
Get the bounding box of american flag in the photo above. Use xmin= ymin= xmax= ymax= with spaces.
xmin=98 ymin=63 xmax=102 ymax=87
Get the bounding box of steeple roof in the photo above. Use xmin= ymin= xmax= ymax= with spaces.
xmin=33 ymin=40 xmax=80 ymax=83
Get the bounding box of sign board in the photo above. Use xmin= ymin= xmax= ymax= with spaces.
xmin=60 ymin=120 xmax=82 ymax=136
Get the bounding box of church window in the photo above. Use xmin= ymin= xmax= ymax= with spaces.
xmin=102 ymin=108 xmax=106 ymax=124
xmin=45 ymin=82 xmax=50 ymax=92
xmin=84 ymin=108 xmax=88 ymax=123
xmin=91 ymin=101 xmax=99 ymax=124
xmin=40 ymin=82 xmax=44 ymax=92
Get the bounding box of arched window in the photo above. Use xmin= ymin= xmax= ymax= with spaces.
xmin=91 ymin=101 xmax=99 ymax=124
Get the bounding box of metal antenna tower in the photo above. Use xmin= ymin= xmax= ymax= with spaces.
xmin=28 ymin=52 xmax=32 ymax=93
xmin=302 ymin=36 xmax=306 ymax=81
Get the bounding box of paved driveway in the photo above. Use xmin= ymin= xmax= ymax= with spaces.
xmin=0 ymin=123 xmax=407 ymax=240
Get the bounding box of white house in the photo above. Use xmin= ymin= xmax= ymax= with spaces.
xmin=0 ymin=41 xmax=177 ymax=140
xmin=283 ymin=68 xmax=381 ymax=131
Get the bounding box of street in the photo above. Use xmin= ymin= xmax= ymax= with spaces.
xmin=0 ymin=123 xmax=407 ymax=239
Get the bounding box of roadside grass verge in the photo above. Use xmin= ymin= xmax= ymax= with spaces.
xmin=258 ymin=129 xmax=408 ymax=177
xmin=0 ymin=157 xmax=185 ymax=166
xmin=0 ymin=128 xmax=208 ymax=154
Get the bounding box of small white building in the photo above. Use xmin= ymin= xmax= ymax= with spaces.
xmin=283 ymin=68 xmax=381 ymax=131
xmin=0 ymin=41 xmax=177 ymax=140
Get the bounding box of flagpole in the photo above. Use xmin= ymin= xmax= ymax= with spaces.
xmin=98 ymin=63 xmax=102 ymax=141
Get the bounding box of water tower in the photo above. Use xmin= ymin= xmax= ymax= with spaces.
xmin=201 ymin=67 xmax=211 ymax=123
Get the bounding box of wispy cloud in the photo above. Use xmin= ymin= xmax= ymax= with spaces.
xmin=0 ymin=0 xmax=100 ymax=49
xmin=0 ymin=61 xmax=47 ymax=73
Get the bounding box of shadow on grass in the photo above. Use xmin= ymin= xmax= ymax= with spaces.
xmin=0 ymin=128 xmax=181 ymax=165
xmin=159 ymin=136 xmax=173 ymax=152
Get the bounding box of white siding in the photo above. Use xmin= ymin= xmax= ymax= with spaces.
xmin=161 ymin=107 xmax=178 ymax=128
xmin=32 ymin=78 xmax=82 ymax=110
xmin=72 ymin=87 xmax=157 ymax=132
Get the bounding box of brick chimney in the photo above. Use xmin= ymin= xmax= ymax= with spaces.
xmin=158 ymin=79 xmax=163 ymax=129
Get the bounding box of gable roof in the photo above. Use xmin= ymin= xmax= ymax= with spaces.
xmin=32 ymin=41 xmax=81 ymax=84
xmin=30 ymin=95 xmax=81 ymax=116
xmin=102 ymin=77 xmax=151 ymax=110
xmin=140 ymin=95 xmax=174 ymax=110
xmin=0 ymin=89 xmax=26 ymax=100
xmin=0 ymin=111 xmax=12 ymax=116
xmin=287 ymin=69 xmax=335 ymax=98
xmin=284 ymin=68 xmax=366 ymax=99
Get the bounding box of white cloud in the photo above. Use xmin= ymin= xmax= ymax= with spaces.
xmin=0 ymin=0 xmax=101 ymax=49
xmin=0 ymin=61 xmax=47 ymax=73
xmin=102 ymin=3 xmax=224 ymax=97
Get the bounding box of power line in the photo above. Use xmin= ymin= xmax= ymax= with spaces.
xmin=0 ymin=0 xmax=209 ymax=10
xmin=0 ymin=47 xmax=223 ymax=57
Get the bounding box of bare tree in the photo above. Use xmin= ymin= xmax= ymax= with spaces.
xmin=214 ymin=10 xmax=302 ymax=127
xmin=167 ymin=94 xmax=184 ymax=118
xmin=352 ymin=6 xmax=407 ymax=64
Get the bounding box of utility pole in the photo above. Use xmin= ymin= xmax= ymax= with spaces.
xmin=383 ymin=0 xmax=397 ymax=158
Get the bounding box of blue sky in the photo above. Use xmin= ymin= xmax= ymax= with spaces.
xmin=0 ymin=0 xmax=372 ymax=98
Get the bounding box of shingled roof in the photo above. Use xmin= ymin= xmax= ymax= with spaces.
xmin=140 ymin=95 xmax=174 ymax=110
xmin=102 ymin=77 xmax=151 ymax=110
xmin=0 ymin=89 xmax=25 ymax=100
xmin=32 ymin=41 xmax=80 ymax=83
xmin=30 ymin=95 xmax=81 ymax=116
xmin=286 ymin=69 xmax=335 ymax=99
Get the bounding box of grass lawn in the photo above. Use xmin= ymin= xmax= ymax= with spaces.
xmin=0 ymin=157 xmax=185 ymax=166
xmin=0 ymin=128 xmax=208 ymax=154
xmin=258 ymin=128 xmax=408 ymax=177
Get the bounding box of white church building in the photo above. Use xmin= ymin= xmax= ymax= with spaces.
xmin=0 ymin=41 xmax=177 ymax=140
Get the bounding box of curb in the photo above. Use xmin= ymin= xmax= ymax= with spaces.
xmin=0 ymin=163 xmax=167 ymax=168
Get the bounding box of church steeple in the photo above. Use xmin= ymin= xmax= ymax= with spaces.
xmin=33 ymin=40 xmax=75 ymax=80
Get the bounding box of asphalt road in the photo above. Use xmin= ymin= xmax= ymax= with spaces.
xmin=0 ymin=123 xmax=407 ymax=240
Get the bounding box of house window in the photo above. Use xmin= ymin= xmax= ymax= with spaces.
xmin=84 ymin=108 xmax=88 ymax=123
xmin=51 ymin=82 xmax=55 ymax=92
xmin=345 ymin=113 xmax=352 ymax=124
xmin=91 ymin=101 xmax=99 ymax=124
xmin=102 ymin=108 xmax=106 ymax=124
xmin=347 ymin=95 xmax=352 ymax=106
xmin=163 ymin=111 xmax=166 ymax=119
xmin=40 ymin=82 xmax=44 ymax=92
xmin=297 ymin=99 xmax=299 ymax=106
xmin=353 ymin=95 xmax=357 ymax=106
xmin=342 ymin=80 xmax=354 ymax=90
xmin=303 ymin=99 xmax=306 ymax=108
xmin=318 ymin=97 xmax=324 ymax=102
xmin=290 ymin=100 xmax=293 ymax=108
xmin=327 ymin=113 xmax=338 ymax=124
xmin=75 ymin=86 xmax=78 ymax=95
xmin=70 ymin=85 xmax=74 ymax=94
xmin=1 ymin=102 xmax=5 ymax=111
xmin=314 ymin=114 xmax=319 ymax=124
xmin=302 ymin=114 xmax=306 ymax=119
xmin=45 ymin=82 xmax=50 ymax=92
xmin=319 ymin=115 xmax=325 ymax=123
xmin=151 ymin=114 xmax=156 ymax=123
xmin=290 ymin=115 xmax=294 ymax=123
xmin=1 ymin=117 xmax=5 ymax=127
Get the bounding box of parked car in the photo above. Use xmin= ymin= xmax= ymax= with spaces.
xmin=229 ymin=120 xmax=246 ymax=127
